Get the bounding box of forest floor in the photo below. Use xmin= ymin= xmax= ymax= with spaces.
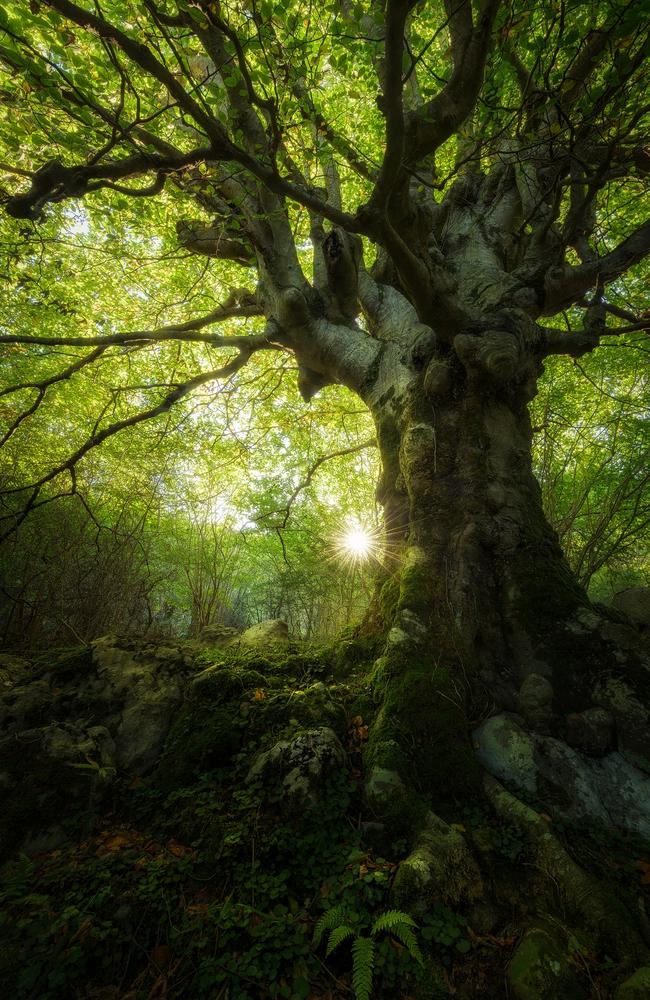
xmin=1 ymin=638 xmax=649 ymax=999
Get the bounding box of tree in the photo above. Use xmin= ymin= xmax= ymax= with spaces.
xmin=1 ymin=0 xmax=650 ymax=961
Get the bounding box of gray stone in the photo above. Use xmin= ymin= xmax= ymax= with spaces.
xmin=473 ymin=715 xmax=538 ymax=795
xmin=518 ymin=673 xmax=553 ymax=728
xmin=612 ymin=587 xmax=650 ymax=630
xmin=474 ymin=713 xmax=650 ymax=838
xmin=247 ymin=727 xmax=345 ymax=806
xmin=594 ymin=677 xmax=650 ymax=772
xmin=239 ymin=619 xmax=289 ymax=648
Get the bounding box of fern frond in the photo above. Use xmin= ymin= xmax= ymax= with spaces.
xmin=326 ymin=925 xmax=356 ymax=956
xmin=351 ymin=936 xmax=375 ymax=1000
xmin=313 ymin=905 xmax=348 ymax=946
xmin=389 ymin=924 xmax=423 ymax=965
xmin=371 ymin=909 xmax=418 ymax=936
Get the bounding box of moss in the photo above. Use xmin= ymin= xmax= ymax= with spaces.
xmin=615 ymin=968 xmax=650 ymax=999
xmin=191 ymin=665 xmax=267 ymax=701
xmin=508 ymin=927 xmax=585 ymax=1000
xmin=154 ymin=701 xmax=243 ymax=792
xmin=366 ymin=656 xmax=482 ymax=807
xmin=378 ymin=573 xmax=401 ymax=625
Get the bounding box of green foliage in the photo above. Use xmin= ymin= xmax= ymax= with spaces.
xmin=420 ymin=904 xmax=471 ymax=964
xmin=314 ymin=904 xmax=423 ymax=1000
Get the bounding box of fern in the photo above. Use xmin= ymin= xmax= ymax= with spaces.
xmin=326 ymin=924 xmax=356 ymax=956
xmin=370 ymin=909 xmax=417 ymax=936
xmin=351 ymin=936 xmax=375 ymax=1000
xmin=313 ymin=905 xmax=347 ymax=946
xmin=388 ymin=923 xmax=423 ymax=966
xmin=315 ymin=905 xmax=421 ymax=999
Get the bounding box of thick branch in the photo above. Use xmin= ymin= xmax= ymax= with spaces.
xmin=406 ymin=0 xmax=501 ymax=163
xmin=543 ymin=219 xmax=650 ymax=313
xmin=5 ymin=149 xmax=211 ymax=220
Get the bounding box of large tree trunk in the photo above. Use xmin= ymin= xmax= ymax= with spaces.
xmin=358 ymin=317 xmax=650 ymax=969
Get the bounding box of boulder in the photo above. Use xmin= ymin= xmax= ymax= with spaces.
xmin=612 ymin=587 xmax=650 ymax=630
xmin=91 ymin=636 xmax=187 ymax=772
xmin=594 ymin=677 xmax=650 ymax=772
xmin=474 ymin=714 xmax=650 ymax=838
xmin=518 ymin=673 xmax=553 ymax=729
xmin=247 ymin=727 xmax=345 ymax=806
xmin=239 ymin=619 xmax=289 ymax=648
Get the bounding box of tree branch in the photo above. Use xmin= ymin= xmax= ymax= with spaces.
xmin=0 ymin=302 xmax=265 ymax=347
xmin=543 ymin=219 xmax=650 ymax=313
xmin=0 ymin=350 xmax=257 ymax=540
xmin=406 ymin=0 xmax=501 ymax=163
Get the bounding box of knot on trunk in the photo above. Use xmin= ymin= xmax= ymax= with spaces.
xmin=454 ymin=330 xmax=522 ymax=382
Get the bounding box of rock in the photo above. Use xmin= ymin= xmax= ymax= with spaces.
xmin=198 ymin=624 xmax=240 ymax=645
xmin=247 ymin=727 xmax=345 ymax=806
xmin=518 ymin=673 xmax=553 ymax=729
xmin=281 ymin=682 xmax=347 ymax=733
xmin=565 ymin=708 xmax=614 ymax=755
xmin=473 ymin=715 xmax=538 ymax=795
xmin=474 ymin=714 xmax=650 ymax=838
xmin=239 ymin=619 xmax=289 ymax=648
xmin=612 ymin=588 xmax=650 ymax=630
xmin=92 ymin=637 xmax=186 ymax=773
xmin=615 ymin=967 xmax=650 ymax=999
xmin=508 ymin=928 xmax=584 ymax=999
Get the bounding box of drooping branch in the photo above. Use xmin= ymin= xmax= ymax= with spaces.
xmin=258 ymin=438 xmax=378 ymax=531
xmin=41 ymin=0 xmax=233 ymax=151
xmin=0 ymin=345 xmax=108 ymax=448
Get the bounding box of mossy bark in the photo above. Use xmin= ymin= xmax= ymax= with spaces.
xmin=366 ymin=368 xmax=590 ymax=806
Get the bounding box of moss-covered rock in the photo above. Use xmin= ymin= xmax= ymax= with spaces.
xmin=508 ymin=928 xmax=585 ymax=1000
xmin=190 ymin=664 xmax=267 ymax=701
xmin=247 ymin=726 xmax=347 ymax=808
xmin=154 ymin=701 xmax=243 ymax=792
xmin=615 ymin=967 xmax=650 ymax=999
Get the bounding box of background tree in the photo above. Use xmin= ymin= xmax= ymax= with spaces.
xmin=1 ymin=0 xmax=650 ymax=959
